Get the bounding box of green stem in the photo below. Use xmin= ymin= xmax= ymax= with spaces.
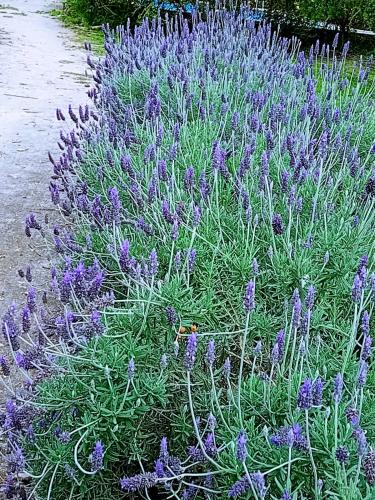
xmin=237 ymin=312 xmax=251 ymax=428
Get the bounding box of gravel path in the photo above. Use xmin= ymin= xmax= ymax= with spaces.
xmin=0 ymin=0 xmax=89 ymax=484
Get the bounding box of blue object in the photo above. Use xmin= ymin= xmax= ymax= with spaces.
xmin=153 ymin=1 xmax=196 ymax=14
xmin=246 ymin=9 xmax=265 ymax=21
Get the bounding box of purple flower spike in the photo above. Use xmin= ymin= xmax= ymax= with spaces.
xmin=336 ymin=446 xmax=349 ymax=464
xmin=0 ymin=356 xmax=10 ymax=376
xmin=206 ymin=339 xmax=215 ymax=366
xmin=149 ymin=249 xmax=158 ymax=277
xmin=159 ymin=436 xmax=169 ymax=462
xmin=361 ymin=311 xmax=370 ymax=337
xmin=128 ymin=358 xmax=135 ymax=381
xmin=207 ymin=413 xmax=217 ymax=430
xmin=160 ymin=354 xmax=168 ymax=370
xmin=346 ymin=406 xmax=360 ymax=427
xmin=272 ymin=213 xmax=284 ymax=235
xmin=305 ymin=285 xmax=316 ymax=310
xmin=223 ymin=357 xmax=231 ymax=378
xmin=353 ymin=427 xmax=367 ymax=456
xmin=251 ymin=472 xmax=266 ymax=499
xmin=7 ymin=446 xmax=25 ymax=473
xmin=184 ymin=166 xmax=195 ymax=193
xmin=362 ymin=335 xmax=372 ymax=361
xmin=352 ymin=274 xmax=362 ymax=303
xmin=165 ymin=305 xmax=178 ymax=326
xmin=187 ymin=249 xmax=197 ymax=273
xmin=333 ymin=373 xmax=343 ymax=404
xmin=312 ymin=377 xmax=324 ymax=406
xmin=244 ymin=280 xmax=255 ymax=313
xmin=192 ymin=204 xmax=202 ymax=228
xmin=254 ymin=340 xmax=262 ymax=355
xmin=184 ymin=332 xmax=198 ymax=371
xmin=89 ymin=441 xmax=104 ymax=472
xmin=297 ymin=378 xmax=313 ymax=410
xmin=357 ymin=360 xmax=368 ymax=387
xmin=236 ymin=430 xmax=248 ymax=462
xmin=364 ymin=451 xmax=375 ymax=485
xmin=154 ymin=458 xmax=164 ymax=477
xmin=27 ymin=287 xmax=37 ymax=313
xmin=228 ymin=475 xmax=250 ymax=498
xmin=25 ymin=266 xmax=32 ymax=283
xmin=22 ymin=306 xmax=31 ymax=333
xmin=252 ymin=258 xmax=259 ymax=276
xmin=120 ymin=473 xmax=158 ymax=492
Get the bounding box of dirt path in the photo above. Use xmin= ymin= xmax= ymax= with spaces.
xmin=0 ymin=1 xmax=89 ymax=476
xmin=0 ymin=1 xmax=88 ymax=347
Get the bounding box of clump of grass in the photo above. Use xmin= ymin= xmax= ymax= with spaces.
xmin=1 ymin=6 xmax=375 ymax=499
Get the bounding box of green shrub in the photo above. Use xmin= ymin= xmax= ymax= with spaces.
xmin=61 ymin=0 xmax=155 ymax=26
xmin=3 ymin=8 xmax=375 ymax=500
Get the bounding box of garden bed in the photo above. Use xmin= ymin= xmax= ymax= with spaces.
xmin=1 ymin=6 xmax=375 ymax=499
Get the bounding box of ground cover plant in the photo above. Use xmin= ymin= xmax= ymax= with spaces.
xmin=1 ymin=5 xmax=375 ymax=499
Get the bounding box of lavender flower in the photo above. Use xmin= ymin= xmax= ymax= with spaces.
xmin=204 ymin=432 xmax=217 ymax=457
xmin=120 ymin=472 xmax=158 ymax=492
xmin=165 ymin=305 xmax=178 ymax=326
xmin=272 ymin=213 xmax=284 ymax=235
xmin=335 ymin=446 xmax=349 ymax=464
xmin=160 ymin=354 xmax=168 ymax=370
xmin=236 ymin=430 xmax=248 ymax=462
xmin=297 ymin=379 xmax=313 ymax=410
xmin=0 ymin=355 xmax=10 ymax=376
xmin=305 ymin=285 xmax=316 ymax=310
xmin=362 ymin=335 xmax=372 ymax=361
xmin=22 ymin=306 xmax=31 ymax=333
xmin=361 ymin=311 xmax=370 ymax=337
xmin=159 ymin=437 xmax=169 ymax=463
xmin=346 ymin=407 xmax=360 ymax=427
xmin=270 ymin=423 xmax=308 ymax=452
xmin=357 ymin=360 xmax=368 ymax=387
xmin=333 ymin=373 xmax=344 ymax=404
xmin=154 ymin=458 xmax=164 ymax=477
xmin=244 ymin=280 xmax=255 ymax=313
xmin=184 ymin=166 xmax=195 ymax=192
xmin=254 ymin=340 xmax=262 ymax=355
xmin=89 ymin=441 xmax=104 ymax=472
xmin=228 ymin=475 xmax=250 ymax=498
xmin=174 ymin=251 xmax=182 ymax=270
xmin=25 ymin=266 xmax=32 ymax=283
xmin=128 ymin=358 xmax=135 ymax=380
xmin=187 ymin=249 xmax=197 ymax=273
xmin=58 ymin=431 xmax=71 ymax=444
xmin=192 ymin=204 xmax=202 ymax=227
xmin=223 ymin=357 xmax=231 ymax=378
xmin=353 ymin=427 xmax=367 ymax=456
xmin=207 ymin=413 xmax=217 ymax=430
xmin=364 ymin=451 xmax=375 ymax=485
xmin=184 ymin=332 xmax=198 ymax=371
xmin=146 ymin=249 xmax=158 ymax=277
xmin=27 ymin=287 xmax=37 ymax=313
xmin=206 ymin=339 xmax=215 ymax=366
xmin=7 ymin=446 xmax=25 ymax=473
xmin=352 ymin=274 xmax=362 ymax=303
xmin=64 ymin=464 xmax=76 ymax=479
xmin=251 ymin=472 xmax=266 ymax=499
xmin=228 ymin=472 xmax=266 ymax=499
xmin=312 ymin=377 xmax=324 ymax=406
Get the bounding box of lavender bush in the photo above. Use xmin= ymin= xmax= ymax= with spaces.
xmin=1 ymin=5 xmax=375 ymax=499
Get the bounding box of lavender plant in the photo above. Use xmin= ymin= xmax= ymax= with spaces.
xmin=1 ymin=4 xmax=375 ymax=499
